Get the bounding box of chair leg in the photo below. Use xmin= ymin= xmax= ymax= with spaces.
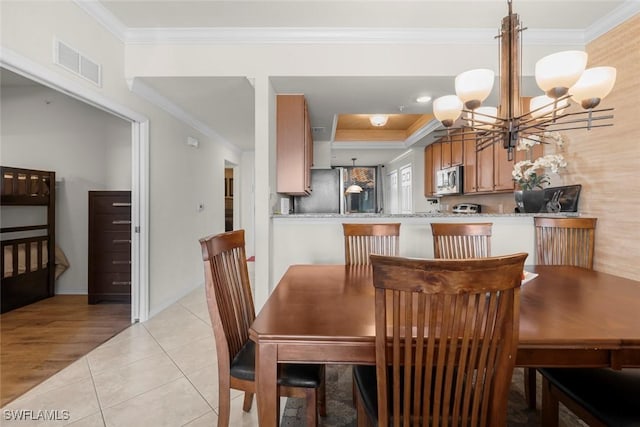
xmin=218 ymin=377 xmax=231 ymax=427
xmin=304 ymin=388 xmax=318 ymax=426
xmin=524 ymin=367 xmax=537 ymax=409
xmin=318 ymin=366 xmax=327 ymax=417
xmin=541 ymin=376 xmax=560 ymax=427
xmin=242 ymin=392 xmax=254 ymax=412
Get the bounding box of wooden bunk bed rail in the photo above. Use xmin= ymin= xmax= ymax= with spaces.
xmin=1 ymin=166 xmax=56 ymax=313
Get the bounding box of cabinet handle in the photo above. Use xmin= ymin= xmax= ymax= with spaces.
xmin=112 ymin=260 xmax=131 ymax=265
xmin=112 ymin=281 xmax=131 ymax=286
xmin=112 ymin=202 xmax=131 ymax=207
xmin=112 ymin=239 xmax=131 ymax=244
xmin=112 ymin=220 xmax=132 ymax=225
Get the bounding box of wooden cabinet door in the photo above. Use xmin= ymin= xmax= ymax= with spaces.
xmin=440 ymin=139 xmax=452 ymax=169
xmin=463 ymin=133 xmax=477 ymax=193
xmin=276 ymin=95 xmax=312 ymax=195
xmin=451 ymin=130 xmax=464 ymax=166
xmin=476 ymin=144 xmax=494 ymax=192
xmin=494 ymin=142 xmax=516 ymax=191
xmin=424 ymin=145 xmax=434 ymax=197
xmin=432 ymin=142 xmax=442 ymax=175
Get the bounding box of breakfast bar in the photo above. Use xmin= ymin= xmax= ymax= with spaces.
xmin=271 ymin=212 xmax=579 ymax=292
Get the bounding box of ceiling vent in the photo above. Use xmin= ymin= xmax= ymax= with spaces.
xmin=54 ymin=39 xmax=102 ymax=87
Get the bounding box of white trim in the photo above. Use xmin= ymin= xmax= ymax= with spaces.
xmin=331 ymin=141 xmax=410 ymax=150
xmin=71 ymin=0 xmax=627 ymax=47
xmin=72 ymin=0 xmax=127 ymax=43
xmin=585 ymin=1 xmax=640 ymax=43
xmin=389 ymin=150 xmax=413 ymax=165
xmin=404 ymin=119 xmax=442 ymax=147
xmin=127 ymin=77 xmax=241 ymax=155
xmin=0 ymin=46 xmax=150 ymax=323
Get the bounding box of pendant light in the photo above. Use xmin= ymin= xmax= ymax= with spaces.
xmin=345 ymin=158 xmax=363 ymax=194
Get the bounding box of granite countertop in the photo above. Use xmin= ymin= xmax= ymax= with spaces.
xmin=272 ymin=212 xmax=581 ymax=219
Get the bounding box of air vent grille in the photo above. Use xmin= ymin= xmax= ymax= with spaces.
xmin=54 ymin=39 xmax=102 ymax=87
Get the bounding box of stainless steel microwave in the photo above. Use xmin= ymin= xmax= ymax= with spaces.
xmin=436 ymin=166 xmax=463 ymax=195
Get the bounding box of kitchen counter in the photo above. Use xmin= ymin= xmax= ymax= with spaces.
xmin=269 ymin=213 xmax=583 ymax=292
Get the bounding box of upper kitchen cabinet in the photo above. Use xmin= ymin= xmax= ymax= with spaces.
xmin=424 ymin=144 xmax=435 ymax=197
xmin=440 ymin=129 xmax=464 ymax=168
xmin=276 ymin=95 xmax=314 ymax=195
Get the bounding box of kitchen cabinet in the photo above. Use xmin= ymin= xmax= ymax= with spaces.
xmin=424 ymin=144 xmax=434 ymax=197
xmin=494 ymin=141 xmax=515 ymax=191
xmin=276 ymin=95 xmax=313 ymax=195
xmin=476 ymin=143 xmax=495 ymax=192
xmin=463 ymin=133 xmax=478 ymax=193
xmin=436 ymin=130 xmax=464 ymax=169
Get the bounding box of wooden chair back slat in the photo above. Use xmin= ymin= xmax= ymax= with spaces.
xmin=343 ymin=223 xmax=401 ymax=266
xmin=200 ymin=230 xmax=255 ymax=364
xmin=431 ymin=223 xmax=492 ymax=259
xmin=534 ymin=217 xmax=596 ymax=269
xmin=370 ymin=253 xmax=527 ymax=427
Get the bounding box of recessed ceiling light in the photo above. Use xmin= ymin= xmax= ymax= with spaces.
xmin=416 ymin=96 xmax=432 ymax=104
xmin=369 ymin=114 xmax=388 ymax=127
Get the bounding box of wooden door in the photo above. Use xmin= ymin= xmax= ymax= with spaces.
xmin=476 ymin=144 xmax=494 ymax=192
xmin=424 ymin=145 xmax=434 ymax=197
xmin=463 ymin=133 xmax=478 ymax=193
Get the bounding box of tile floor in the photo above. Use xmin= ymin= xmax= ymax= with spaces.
xmin=1 ymin=286 xmax=281 ymax=426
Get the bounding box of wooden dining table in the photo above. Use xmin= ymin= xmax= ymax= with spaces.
xmin=249 ymin=264 xmax=640 ymax=426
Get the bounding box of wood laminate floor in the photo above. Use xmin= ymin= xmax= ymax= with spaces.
xmin=0 ymin=295 xmax=131 ymax=407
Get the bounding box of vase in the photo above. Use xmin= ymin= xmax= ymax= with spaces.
xmin=514 ymin=190 xmax=545 ymax=213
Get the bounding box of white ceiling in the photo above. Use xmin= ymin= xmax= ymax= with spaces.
xmin=3 ymin=1 xmax=634 ymax=166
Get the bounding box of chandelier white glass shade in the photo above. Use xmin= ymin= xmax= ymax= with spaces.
xmin=433 ymin=95 xmax=464 ymax=127
xmin=569 ymin=66 xmax=617 ymax=109
xmin=455 ymin=69 xmax=495 ymax=110
xmin=529 ymin=95 xmax=569 ymax=120
xmin=369 ymin=114 xmax=388 ymax=127
xmin=432 ymin=0 xmax=615 ymax=160
xmin=535 ymin=50 xmax=588 ymax=98
xmin=466 ymin=106 xmax=498 ymax=130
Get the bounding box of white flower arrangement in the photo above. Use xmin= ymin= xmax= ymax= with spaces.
xmin=512 ymin=132 xmax=567 ymax=191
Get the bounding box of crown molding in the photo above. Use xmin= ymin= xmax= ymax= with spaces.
xmin=585 ymin=0 xmax=640 ymax=43
xmin=73 ymin=0 xmax=128 ymax=43
xmin=127 ymin=77 xmax=240 ymax=154
xmin=73 ymin=1 xmax=598 ymax=47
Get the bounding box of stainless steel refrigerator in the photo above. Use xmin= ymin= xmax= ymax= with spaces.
xmin=293 ymin=168 xmax=344 ymax=214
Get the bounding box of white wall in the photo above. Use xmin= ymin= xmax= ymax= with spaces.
xmin=1 ymin=0 xmax=242 ymax=316
xmin=1 ymin=84 xmax=130 ymax=294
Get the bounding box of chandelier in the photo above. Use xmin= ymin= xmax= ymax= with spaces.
xmin=433 ymin=0 xmax=616 ymax=160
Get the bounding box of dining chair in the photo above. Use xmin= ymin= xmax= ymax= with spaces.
xmin=342 ymin=223 xmax=401 ymax=265
xmin=430 ymin=222 xmax=492 ymax=259
xmin=199 ymin=229 xmax=325 ymax=426
xmin=525 ymin=216 xmax=597 ymax=409
xmin=534 ymin=216 xmax=597 ymax=268
xmin=353 ymin=252 xmax=528 ymax=427
xmin=540 ymin=368 xmax=640 ymax=427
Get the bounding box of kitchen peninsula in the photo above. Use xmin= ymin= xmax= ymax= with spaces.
xmin=271 ymin=212 xmax=579 ymax=289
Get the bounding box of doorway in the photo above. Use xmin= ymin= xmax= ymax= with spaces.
xmin=225 ymin=166 xmax=234 ymax=231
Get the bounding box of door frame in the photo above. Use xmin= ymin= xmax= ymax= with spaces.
xmin=1 ymin=47 xmax=150 ymax=322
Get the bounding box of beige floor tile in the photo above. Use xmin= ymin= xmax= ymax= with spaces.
xmin=164 ymin=336 xmax=217 ymax=375
xmin=143 ymin=306 xmax=212 ymax=351
xmin=184 ymin=363 xmax=242 ymax=411
xmin=2 ymin=379 xmax=100 ymax=426
xmin=66 ymin=412 xmax=105 ymax=427
xmin=86 ymin=328 xmax=164 ymax=374
xmin=101 ymin=377 xmax=210 ymax=427
xmin=92 ymin=352 xmax=182 ymax=408
xmin=179 ymin=288 xmax=212 ymax=325
xmin=87 ymin=333 xmax=163 ymax=374
xmin=182 ymin=410 xmax=218 ymax=426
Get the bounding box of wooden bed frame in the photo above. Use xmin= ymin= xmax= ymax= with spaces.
xmin=1 ymin=166 xmax=56 ymax=313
